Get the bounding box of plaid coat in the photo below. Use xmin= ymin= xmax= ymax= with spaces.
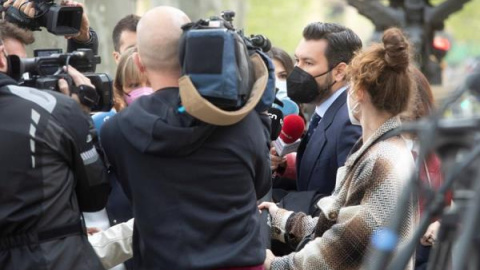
xmin=270 ymin=117 xmax=417 ymax=270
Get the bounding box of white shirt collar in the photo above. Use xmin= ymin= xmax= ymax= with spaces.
xmin=315 ymin=85 xmax=348 ymax=118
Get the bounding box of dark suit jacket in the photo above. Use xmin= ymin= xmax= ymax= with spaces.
xmin=296 ymin=90 xmax=362 ymax=194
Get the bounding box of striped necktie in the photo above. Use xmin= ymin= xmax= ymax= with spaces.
xmin=305 ymin=112 xmax=321 ymax=143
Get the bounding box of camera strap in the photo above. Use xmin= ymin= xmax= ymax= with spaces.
xmin=70 ymin=84 xmax=99 ymax=109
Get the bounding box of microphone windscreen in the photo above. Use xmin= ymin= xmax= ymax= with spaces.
xmin=272 ymin=98 xmax=299 ymax=116
xmin=268 ymin=107 xmax=284 ymax=141
xmin=280 ymin=115 xmax=305 ymax=144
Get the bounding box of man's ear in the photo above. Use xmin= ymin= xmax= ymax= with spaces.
xmin=113 ymin=51 xmax=121 ymax=64
xmin=332 ymin=62 xmax=348 ymax=82
xmin=133 ymin=52 xmax=146 ymax=73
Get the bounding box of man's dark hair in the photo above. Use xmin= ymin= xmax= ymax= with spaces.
xmin=0 ymin=20 xmax=35 ymax=45
xmin=112 ymin=14 xmax=140 ymax=52
xmin=303 ymin=22 xmax=362 ymax=69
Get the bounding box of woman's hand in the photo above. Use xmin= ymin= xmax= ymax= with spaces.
xmin=258 ymin=201 xmax=279 ymax=217
xmin=270 ymin=147 xmax=287 ymax=171
xmin=264 ymin=249 xmax=275 ymax=270
xmin=420 ymin=221 xmax=441 ymax=246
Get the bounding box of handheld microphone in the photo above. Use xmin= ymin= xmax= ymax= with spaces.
xmin=268 ymin=107 xmax=284 ymax=141
xmin=273 ymin=98 xmax=300 ymax=116
xmin=273 ymin=114 xmax=305 ymax=156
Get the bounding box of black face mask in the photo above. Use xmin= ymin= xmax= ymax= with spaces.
xmin=287 ymin=66 xmax=335 ymax=103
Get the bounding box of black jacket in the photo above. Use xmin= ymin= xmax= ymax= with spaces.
xmin=67 ymin=27 xmax=99 ymax=55
xmin=101 ymin=88 xmax=271 ymax=270
xmin=0 ymin=73 xmax=110 ymax=270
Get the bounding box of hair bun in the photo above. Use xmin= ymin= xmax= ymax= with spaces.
xmin=382 ymin=28 xmax=410 ymax=71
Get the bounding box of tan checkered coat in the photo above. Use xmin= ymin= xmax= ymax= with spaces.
xmin=270 ymin=117 xmax=417 ymax=270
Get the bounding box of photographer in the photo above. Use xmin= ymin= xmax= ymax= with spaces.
xmin=0 ymin=35 xmax=110 ymax=270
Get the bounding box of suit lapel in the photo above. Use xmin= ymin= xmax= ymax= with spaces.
xmin=301 ymin=90 xmax=348 ymax=189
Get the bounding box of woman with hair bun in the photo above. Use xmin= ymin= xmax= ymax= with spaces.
xmin=260 ymin=28 xmax=418 ymax=270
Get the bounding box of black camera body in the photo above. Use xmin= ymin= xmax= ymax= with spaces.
xmin=1 ymin=0 xmax=83 ymax=35
xmin=8 ymin=49 xmax=113 ymax=112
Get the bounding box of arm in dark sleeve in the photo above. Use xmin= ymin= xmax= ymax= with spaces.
xmin=99 ymin=117 xmax=133 ymax=201
xmin=64 ymin=102 xmax=110 ymax=212
xmin=254 ymin=112 xmax=273 ymax=199
xmin=67 ymin=27 xmax=99 ymax=55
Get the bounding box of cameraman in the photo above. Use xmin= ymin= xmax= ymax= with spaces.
xmin=100 ymin=6 xmax=270 ymax=269
xmin=0 ymin=34 xmax=110 ymax=270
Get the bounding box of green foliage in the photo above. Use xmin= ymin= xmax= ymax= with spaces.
xmin=443 ymin=0 xmax=480 ymax=62
xmin=245 ymin=0 xmax=479 ymax=63
xmin=245 ymin=0 xmax=317 ymax=55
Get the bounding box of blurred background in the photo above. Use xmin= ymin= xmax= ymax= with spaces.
xmin=27 ymin=0 xmax=480 ymax=108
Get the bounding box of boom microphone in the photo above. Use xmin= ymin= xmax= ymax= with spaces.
xmin=273 ymin=114 xmax=305 ymax=156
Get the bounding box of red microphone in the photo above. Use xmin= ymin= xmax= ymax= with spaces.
xmin=273 ymin=115 xmax=305 ymax=156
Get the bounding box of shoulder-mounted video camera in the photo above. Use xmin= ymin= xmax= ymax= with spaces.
xmin=179 ymin=10 xmax=272 ymax=111
xmin=1 ymin=0 xmax=82 ymax=35
xmin=8 ymin=48 xmax=113 ymax=111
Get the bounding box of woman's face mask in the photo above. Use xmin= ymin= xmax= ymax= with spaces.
xmin=275 ymin=78 xmax=288 ymax=100
xmin=347 ymin=90 xmax=361 ymax=126
xmin=124 ymin=86 xmax=153 ymax=105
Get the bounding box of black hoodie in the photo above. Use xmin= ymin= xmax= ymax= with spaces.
xmin=101 ymin=87 xmax=271 ymax=270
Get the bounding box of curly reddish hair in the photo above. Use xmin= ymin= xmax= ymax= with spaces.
xmin=348 ymin=28 xmax=414 ymax=116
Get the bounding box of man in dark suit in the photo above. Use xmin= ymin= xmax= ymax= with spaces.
xmin=272 ymin=22 xmax=362 ymax=205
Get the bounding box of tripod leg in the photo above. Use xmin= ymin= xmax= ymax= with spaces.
xmin=426 ymin=211 xmax=458 ymax=270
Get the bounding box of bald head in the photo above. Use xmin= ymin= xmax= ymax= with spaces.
xmin=137 ymin=6 xmax=190 ymax=73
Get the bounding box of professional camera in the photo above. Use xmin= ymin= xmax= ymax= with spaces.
xmin=1 ymin=0 xmax=83 ymax=35
xmin=218 ymin=10 xmax=271 ymax=52
xmin=8 ymin=49 xmax=113 ymax=112
xmin=179 ymin=10 xmax=271 ymax=110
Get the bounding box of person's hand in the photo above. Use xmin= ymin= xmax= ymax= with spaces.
xmin=3 ymin=0 xmax=35 ymax=17
xmin=258 ymin=201 xmax=279 ymax=217
xmin=60 ymin=0 xmax=90 ymax=42
xmin=270 ymin=147 xmax=286 ymax=171
xmin=58 ymin=65 xmax=95 ymax=113
xmin=420 ymin=221 xmax=441 ymax=246
xmin=264 ymin=249 xmax=275 ymax=270
xmin=86 ymin=227 xmax=101 ymax=235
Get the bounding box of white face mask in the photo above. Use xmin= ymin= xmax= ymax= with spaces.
xmin=275 ymin=79 xmax=288 ymax=100
xmin=347 ymin=91 xmax=361 ymax=126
